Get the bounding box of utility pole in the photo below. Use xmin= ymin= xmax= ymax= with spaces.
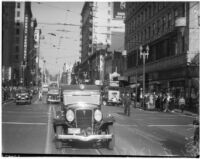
xmin=139 ymin=45 xmax=149 ymax=110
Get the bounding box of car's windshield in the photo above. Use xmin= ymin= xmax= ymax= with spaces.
xmin=17 ymin=89 xmax=28 ymax=93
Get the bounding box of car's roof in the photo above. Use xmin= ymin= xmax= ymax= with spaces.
xmin=60 ymin=84 xmax=101 ymax=91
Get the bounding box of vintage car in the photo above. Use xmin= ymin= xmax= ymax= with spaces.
xmin=53 ymin=84 xmax=115 ymax=150
xmin=102 ymin=86 xmax=122 ymax=106
xmin=15 ymin=88 xmax=32 ymax=105
xmin=46 ymin=88 xmax=60 ymax=104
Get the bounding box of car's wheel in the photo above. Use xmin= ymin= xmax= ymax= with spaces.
xmin=107 ymin=125 xmax=115 ymax=150
xmin=103 ymin=100 xmax=107 ymax=106
xmin=55 ymin=126 xmax=63 ymax=149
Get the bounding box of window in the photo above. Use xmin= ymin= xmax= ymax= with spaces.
xmin=108 ymin=10 xmax=111 ymax=15
xmin=157 ymin=20 xmax=160 ymax=34
xmin=16 ymin=37 xmax=19 ymax=43
xmin=16 ymin=20 xmax=20 ymax=26
xmin=144 ymin=29 xmax=147 ymax=40
xmin=108 ymin=2 xmax=111 ymax=7
xmin=148 ymin=26 xmax=151 ymax=39
xmin=168 ymin=13 xmax=172 ymax=28
xmin=17 ymin=3 xmax=20 ymax=8
xmin=107 ymin=18 xmax=110 ymax=23
xmin=162 ymin=16 xmax=166 ymax=32
xmin=141 ymin=12 xmax=143 ymax=23
xmin=145 ymin=8 xmax=147 ymax=21
xmin=153 ymin=23 xmax=156 ymax=35
xmin=15 ymin=46 xmax=19 ymax=52
xmin=16 ymin=28 xmax=19 ymax=35
xmin=107 ymin=26 xmax=110 ymax=31
xmin=17 ymin=11 xmax=20 ymax=17
xmin=15 ymin=55 xmax=19 ymax=60
xmin=149 ymin=5 xmax=151 ymax=17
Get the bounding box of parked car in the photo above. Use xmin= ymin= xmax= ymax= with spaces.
xmin=46 ymin=88 xmax=60 ymax=104
xmin=15 ymin=88 xmax=32 ymax=105
xmin=53 ymin=84 xmax=115 ymax=150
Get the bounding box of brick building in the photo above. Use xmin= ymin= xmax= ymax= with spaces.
xmin=125 ymin=2 xmax=199 ymax=108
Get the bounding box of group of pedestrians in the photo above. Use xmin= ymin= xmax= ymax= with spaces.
xmin=154 ymin=92 xmax=186 ymax=113
xmin=121 ymin=90 xmax=187 ymax=116
xmin=2 ymin=86 xmax=18 ymax=102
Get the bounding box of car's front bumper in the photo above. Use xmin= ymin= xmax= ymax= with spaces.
xmin=56 ymin=134 xmax=113 ymax=141
xmin=47 ymin=99 xmax=60 ymax=102
xmin=16 ymin=99 xmax=30 ymax=103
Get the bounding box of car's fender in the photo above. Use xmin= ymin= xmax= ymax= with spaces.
xmin=99 ymin=114 xmax=115 ymax=131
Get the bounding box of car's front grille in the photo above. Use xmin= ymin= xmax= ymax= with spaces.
xmin=76 ymin=109 xmax=92 ymax=129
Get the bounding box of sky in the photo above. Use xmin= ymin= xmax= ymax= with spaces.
xmin=31 ymin=2 xmax=84 ymax=76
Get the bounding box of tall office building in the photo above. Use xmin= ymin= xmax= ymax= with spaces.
xmin=2 ymin=2 xmax=15 ymax=85
xmin=125 ymin=2 xmax=199 ymax=107
xmin=80 ymin=2 xmax=125 ymax=83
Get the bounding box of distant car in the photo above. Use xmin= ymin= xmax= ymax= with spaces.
xmin=42 ymin=84 xmax=48 ymax=94
xmin=53 ymin=84 xmax=115 ymax=150
xmin=15 ymin=89 xmax=32 ymax=105
xmin=46 ymin=88 xmax=60 ymax=104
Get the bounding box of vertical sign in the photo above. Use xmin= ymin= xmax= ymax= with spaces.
xmin=24 ymin=15 xmax=28 ymax=65
xmin=113 ymin=2 xmax=125 ymax=19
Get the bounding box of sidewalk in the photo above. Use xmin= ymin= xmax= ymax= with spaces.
xmin=172 ymin=109 xmax=198 ymax=117
xmin=132 ymin=102 xmax=198 ymax=117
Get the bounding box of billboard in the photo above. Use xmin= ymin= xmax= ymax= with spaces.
xmin=113 ymin=2 xmax=125 ymax=19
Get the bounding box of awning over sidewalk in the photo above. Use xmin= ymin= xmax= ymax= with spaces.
xmin=118 ymin=76 xmax=128 ymax=81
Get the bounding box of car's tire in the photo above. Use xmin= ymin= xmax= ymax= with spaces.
xmin=107 ymin=125 xmax=115 ymax=150
xmin=103 ymin=100 xmax=107 ymax=106
xmin=55 ymin=126 xmax=63 ymax=149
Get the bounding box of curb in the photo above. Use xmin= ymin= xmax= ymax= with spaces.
xmin=172 ymin=109 xmax=197 ymax=117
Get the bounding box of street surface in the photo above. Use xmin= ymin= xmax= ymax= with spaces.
xmin=2 ymin=95 xmax=196 ymax=156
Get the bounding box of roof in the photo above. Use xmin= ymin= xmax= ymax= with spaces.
xmin=60 ymin=84 xmax=101 ymax=91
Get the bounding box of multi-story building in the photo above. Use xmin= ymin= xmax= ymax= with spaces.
xmin=125 ymin=2 xmax=199 ymax=108
xmin=80 ymin=2 xmax=125 ymax=84
xmin=12 ymin=2 xmax=34 ymax=86
xmin=2 ymin=2 xmax=15 ymax=86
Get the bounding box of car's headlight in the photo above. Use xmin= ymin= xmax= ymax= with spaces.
xmin=18 ymin=95 xmax=21 ymax=98
xmin=26 ymin=95 xmax=28 ymax=98
xmin=66 ymin=109 xmax=74 ymax=122
xmin=94 ymin=109 xmax=102 ymax=122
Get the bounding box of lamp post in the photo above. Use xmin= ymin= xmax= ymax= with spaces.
xmin=139 ymin=45 xmax=149 ymax=109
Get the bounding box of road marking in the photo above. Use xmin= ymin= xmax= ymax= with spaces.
xmin=148 ymin=124 xmax=193 ymax=127
xmin=95 ymin=149 xmax=101 ymax=155
xmin=115 ymin=123 xmax=138 ymax=127
xmin=52 ymin=105 xmax=56 ymax=118
xmin=3 ymin=111 xmax=51 ymax=115
xmin=2 ymin=122 xmax=47 ymax=125
xmin=45 ymin=105 xmax=52 ymax=154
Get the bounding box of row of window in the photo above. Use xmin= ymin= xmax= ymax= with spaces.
xmin=126 ymin=2 xmax=168 ymax=21
xmin=126 ymin=7 xmax=181 ymax=35
xmin=127 ymin=34 xmax=178 ymax=68
xmin=126 ymin=8 xmax=182 ymax=50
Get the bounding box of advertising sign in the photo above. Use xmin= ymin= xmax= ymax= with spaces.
xmin=113 ymin=2 xmax=125 ymax=19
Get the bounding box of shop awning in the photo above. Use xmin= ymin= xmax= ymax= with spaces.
xmin=118 ymin=76 xmax=128 ymax=81
xmin=129 ymin=83 xmax=140 ymax=88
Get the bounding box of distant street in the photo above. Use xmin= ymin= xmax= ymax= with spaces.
xmin=2 ymin=95 xmax=196 ymax=156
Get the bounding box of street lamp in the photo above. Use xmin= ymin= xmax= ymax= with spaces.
xmin=139 ymin=45 xmax=149 ymax=109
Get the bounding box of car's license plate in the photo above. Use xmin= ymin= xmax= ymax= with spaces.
xmin=68 ymin=128 xmax=80 ymax=134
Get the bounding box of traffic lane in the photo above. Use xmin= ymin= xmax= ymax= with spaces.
xmin=2 ymin=100 xmax=51 ymax=154
xmin=101 ymin=105 xmax=194 ymax=156
xmin=49 ymin=103 xmax=117 ymax=156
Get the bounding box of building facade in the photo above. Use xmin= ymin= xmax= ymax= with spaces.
xmin=80 ymin=2 xmax=125 ymax=84
xmin=2 ymin=2 xmax=15 ymax=86
xmin=8 ymin=2 xmax=35 ymax=86
xmin=125 ymin=2 xmax=199 ymax=108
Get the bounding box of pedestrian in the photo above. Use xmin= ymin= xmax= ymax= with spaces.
xmin=124 ymin=92 xmax=131 ymax=116
xmin=39 ymin=89 xmax=42 ymax=101
xmin=164 ymin=93 xmax=171 ymax=112
xmin=178 ymin=96 xmax=185 ymax=113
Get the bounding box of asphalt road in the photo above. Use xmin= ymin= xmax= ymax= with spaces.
xmin=2 ymin=95 xmax=197 ymax=157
